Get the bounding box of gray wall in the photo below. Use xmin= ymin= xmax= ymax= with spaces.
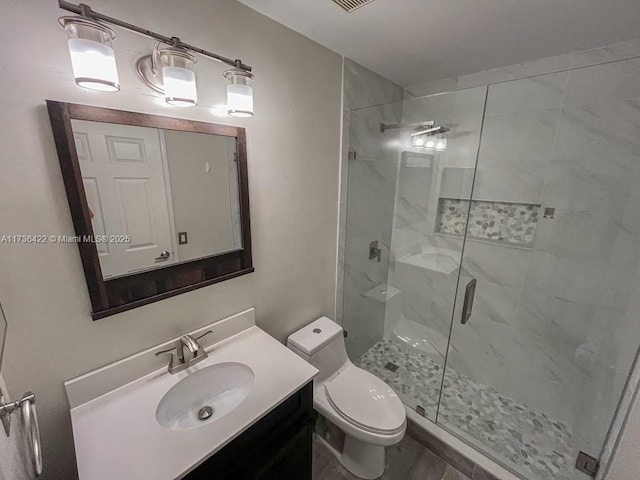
xmin=0 ymin=1 xmax=341 ymax=478
xmin=339 ymin=58 xmax=404 ymax=358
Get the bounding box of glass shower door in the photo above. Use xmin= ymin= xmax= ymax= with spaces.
xmin=440 ymin=57 xmax=640 ymax=480
xmin=342 ymin=87 xmax=487 ymax=423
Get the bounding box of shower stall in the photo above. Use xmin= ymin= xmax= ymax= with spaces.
xmin=339 ymin=55 xmax=640 ymax=480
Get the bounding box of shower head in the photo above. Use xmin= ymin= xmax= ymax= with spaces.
xmin=380 ymin=120 xmax=434 ymax=133
xmin=411 ymin=125 xmax=450 ymax=137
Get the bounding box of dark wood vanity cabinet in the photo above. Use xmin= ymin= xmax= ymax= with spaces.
xmin=183 ymin=382 xmax=314 ymax=480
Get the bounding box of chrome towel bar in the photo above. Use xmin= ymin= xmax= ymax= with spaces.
xmin=0 ymin=388 xmax=43 ymax=477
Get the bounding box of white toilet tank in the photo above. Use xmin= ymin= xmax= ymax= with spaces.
xmin=287 ymin=317 xmax=350 ymax=383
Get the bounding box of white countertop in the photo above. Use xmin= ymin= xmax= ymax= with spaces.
xmin=69 ymin=325 xmax=317 ymax=480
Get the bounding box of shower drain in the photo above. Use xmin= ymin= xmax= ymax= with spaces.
xmin=384 ymin=362 xmax=399 ymax=372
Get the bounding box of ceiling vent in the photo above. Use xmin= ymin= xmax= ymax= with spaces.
xmin=332 ymin=0 xmax=376 ymax=13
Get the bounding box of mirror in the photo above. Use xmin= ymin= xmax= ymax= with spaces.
xmin=47 ymin=101 xmax=253 ymax=319
xmin=71 ymin=120 xmax=242 ymax=279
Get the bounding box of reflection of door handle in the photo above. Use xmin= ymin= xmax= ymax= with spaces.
xmin=155 ymin=250 xmax=170 ymax=261
xmin=461 ymin=278 xmax=476 ymax=325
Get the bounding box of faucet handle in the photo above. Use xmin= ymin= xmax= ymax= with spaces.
xmin=156 ymin=346 xmax=180 ymax=371
xmin=155 ymin=346 xmax=177 ymax=357
xmin=195 ymin=330 xmax=213 ymax=342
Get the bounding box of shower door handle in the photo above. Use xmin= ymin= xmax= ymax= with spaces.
xmin=461 ymin=279 xmax=476 ymax=325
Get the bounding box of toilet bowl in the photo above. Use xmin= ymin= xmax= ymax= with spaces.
xmin=287 ymin=317 xmax=406 ymax=479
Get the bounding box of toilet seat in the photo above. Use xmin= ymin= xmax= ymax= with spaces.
xmin=324 ymin=364 xmax=405 ymax=435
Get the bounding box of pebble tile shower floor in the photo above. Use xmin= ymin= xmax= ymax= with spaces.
xmin=357 ymin=339 xmax=575 ymax=480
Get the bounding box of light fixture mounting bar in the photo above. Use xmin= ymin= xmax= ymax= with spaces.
xmin=380 ymin=120 xmax=435 ymax=133
xmin=58 ymin=1 xmax=252 ymax=72
xmin=411 ymin=125 xmax=449 ymax=137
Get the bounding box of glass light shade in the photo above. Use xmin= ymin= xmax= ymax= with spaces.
xmin=412 ymin=134 xmax=427 ymax=148
xmin=224 ymin=68 xmax=255 ymax=117
xmin=434 ymin=136 xmax=447 ymax=152
xmin=157 ymin=49 xmax=197 ymax=107
xmin=227 ymin=84 xmax=254 ymax=117
xmin=60 ymin=18 xmax=119 ymax=92
xmin=67 ymin=38 xmax=119 ymax=91
xmin=162 ymin=66 xmax=197 ymax=107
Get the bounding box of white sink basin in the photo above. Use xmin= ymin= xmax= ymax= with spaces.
xmin=156 ymin=362 xmax=254 ymax=431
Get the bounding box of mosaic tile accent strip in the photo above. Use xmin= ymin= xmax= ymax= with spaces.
xmin=436 ymin=198 xmax=540 ymax=247
xmin=357 ymin=338 xmax=574 ymax=480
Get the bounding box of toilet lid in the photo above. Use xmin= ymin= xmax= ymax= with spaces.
xmin=325 ymin=365 xmax=405 ymax=433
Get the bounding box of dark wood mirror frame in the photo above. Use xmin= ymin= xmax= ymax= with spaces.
xmin=46 ymin=100 xmax=253 ymax=320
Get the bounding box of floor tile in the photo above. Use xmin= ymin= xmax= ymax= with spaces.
xmin=406 ymin=449 xmax=447 ymax=479
xmin=313 ymin=433 xmax=471 ymax=480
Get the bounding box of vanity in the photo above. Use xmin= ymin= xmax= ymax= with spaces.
xmin=64 ymin=309 xmax=318 ymax=479
xmin=49 ymin=96 xmax=320 ymax=479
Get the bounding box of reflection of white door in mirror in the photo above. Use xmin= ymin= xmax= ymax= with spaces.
xmin=71 ymin=120 xmax=176 ymax=278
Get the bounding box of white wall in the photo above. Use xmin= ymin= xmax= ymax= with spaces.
xmin=0 ymin=1 xmax=342 ymax=478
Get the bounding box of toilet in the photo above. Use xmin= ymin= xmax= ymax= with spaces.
xmin=287 ymin=317 xmax=406 ymax=479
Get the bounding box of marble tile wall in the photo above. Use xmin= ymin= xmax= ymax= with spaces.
xmin=472 ymin=75 xmax=565 ymax=205
xmin=406 ymin=38 xmax=640 ymax=98
xmin=338 ymin=58 xmax=404 ymax=357
xmin=436 ymin=198 xmax=540 ymax=247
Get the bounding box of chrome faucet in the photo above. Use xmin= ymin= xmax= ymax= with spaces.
xmin=155 ymin=331 xmax=213 ymax=374
xmin=180 ymin=334 xmax=200 ymax=362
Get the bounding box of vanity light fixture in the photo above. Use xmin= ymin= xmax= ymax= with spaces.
xmin=136 ymin=42 xmax=198 ymax=107
xmin=410 ymin=125 xmax=449 ymax=152
xmin=59 ymin=13 xmax=120 ymax=92
xmin=223 ymin=68 xmax=255 ymax=117
xmin=161 ymin=49 xmax=198 ymax=107
xmin=57 ymin=1 xmax=254 ymax=113
xmin=380 ymin=121 xmax=448 ymax=151
xmin=411 ymin=134 xmax=426 ymax=148
xmin=411 ymin=129 xmax=428 ymax=148
xmin=434 ymin=134 xmax=447 ymax=152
